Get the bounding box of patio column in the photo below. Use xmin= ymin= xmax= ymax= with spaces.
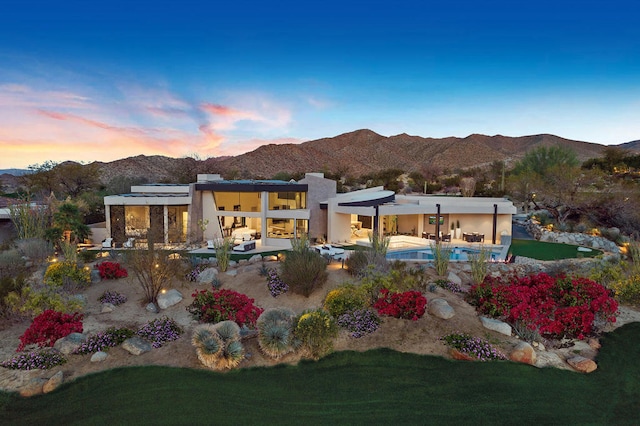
xmin=164 ymin=205 xmax=169 ymax=244
xmin=435 ymin=204 xmax=441 ymax=242
xmin=105 ymin=205 xmax=111 ymax=238
xmin=492 ymin=204 xmax=498 ymax=245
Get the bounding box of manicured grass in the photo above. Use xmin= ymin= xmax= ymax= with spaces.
xmin=2 ymin=323 xmax=639 ymax=425
xmin=510 ymin=238 xmax=602 ymax=261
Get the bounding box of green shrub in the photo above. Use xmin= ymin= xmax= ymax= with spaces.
xmin=469 ymin=246 xmax=490 ymax=284
xmin=280 ymin=236 xmax=328 ymax=297
xmin=610 ymin=275 xmax=640 ymax=305
xmin=0 ymin=249 xmax=25 ymax=278
xmin=191 ymin=321 xmax=244 ymax=370
xmin=78 ymin=250 xmax=98 ymax=264
xmin=323 ymin=284 xmax=367 ymax=317
xmin=431 ymin=242 xmax=451 ymax=277
xmin=256 ymin=308 xmax=298 ymax=359
xmin=345 ymin=250 xmax=369 ymax=276
xmin=214 ymin=238 xmax=233 ymax=272
xmin=44 ymin=261 xmax=91 ymax=288
xmin=5 ymin=283 xmax=85 ymax=317
xmin=294 ymin=309 xmax=338 ymax=359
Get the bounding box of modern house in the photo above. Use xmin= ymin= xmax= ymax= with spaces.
xmin=103 ymin=173 xmax=516 ymax=248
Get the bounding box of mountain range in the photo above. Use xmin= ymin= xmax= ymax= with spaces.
xmin=3 ymin=130 xmax=640 ymax=187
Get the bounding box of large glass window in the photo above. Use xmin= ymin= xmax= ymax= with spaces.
xmin=268 ymin=192 xmax=306 ymax=210
xmin=266 ymin=218 xmax=308 ymax=239
xmin=212 ymin=192 xmax=261 ymax=212
xmin=124 ymin=206 xmax=149 ymax=237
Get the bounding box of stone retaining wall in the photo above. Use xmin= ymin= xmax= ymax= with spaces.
xmin=525 ymin=220 xmax=620 ymax=254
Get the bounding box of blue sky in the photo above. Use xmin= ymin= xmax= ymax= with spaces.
xmin=1 ymin=0 xmax=639 ymax=168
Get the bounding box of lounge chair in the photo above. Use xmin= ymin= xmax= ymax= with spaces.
xmin=123 ymin=237 xmax=135 ymax=248
xmin=232 ymin=240 xmax=256 ymax=252
xmin=102 ymin=238 xmax=113 ymax=248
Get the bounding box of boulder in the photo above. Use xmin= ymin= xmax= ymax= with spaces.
xmin=447 ymin=272 xmax=462 ymax=285
xmin=510 ymin=342 xmax=537 ymax=365
xmin=90 ymin=269 xmax=102 ymax=283
xmin=91 ymin=351 xmax=108 ymax=362
xmin=157 ymin=289 xmax=183 ymax=309
xmin=229 ymin=260 xmax=237 ymax=268
xmin=449 ymin=348 xmax=476 ymax=361
xmin=428 ymin=298 xmax=455 ymax=319
xmin=101 ymin=302 xmax=116 ymax=313
xmin=19 ymin=378 xmax=47 ymax=397
xmin=54 ymin=333 xmax=87 ymax=355
xmin=263 ymin=255 xmax=278 ymax=262
xmin=197 ymin=267 xmax=218 ymax=283
xmin=249 ymin=255 xmax=262 ymax=263
xmin=145 ymin=303 xmax=159 ymax=313
xmin=567 ymin=356 xmax=598 ymax=373
xmin=480 ymin=317 xmax=512 ymax=336
xmin=225 ymin=269 xmax=238 ymax=277
xmin=535 ymin=351 xmax=569 ymax=370
xmin=122 ymin=337 xmax=152 ymax=355
xmin=43 ymin=371 xmax=63 ymax=394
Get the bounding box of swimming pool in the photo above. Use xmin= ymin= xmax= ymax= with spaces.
xmin=386 ymin=246 xmax=502 ymax=262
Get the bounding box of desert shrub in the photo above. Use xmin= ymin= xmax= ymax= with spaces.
xmin=280 ymin=236 xmax=328 ymax=297
xmin=96 ymin=261 xmax=128 ymax=279
xmin=294 ymin=309 xmax=338 ymax=359
xmin=0 ymin=274 xmax=26 ymax=314
xmin=124 ymin=248 xmax=183 ymax=304
xmin=431 ymin=242 xmax=452 ymax=277
xmin=17 ymin=309 xmax=83 ymax=351
xmin=337 ymin=308 xmax=380 ymax=338
xmin=192 ymin=321 xmax=244 ymax=370
xmin=1 ymin=349 xmax=67 ymax=370
xmin=373 ymin=289 xmax=427 ymax=321
xmin=469 ymin=246 xmax=490 ymax=284
xmin=44 ymin=261 xmax=91 ymax=288
xmin=441 ymin=333 xmax=507 ymax=361
xmin=323 ymin=284 xmax=367 ymax=317
xmin=610 ymin=275 xmax=640 ymax=305
xmin=213 ymin=238 xmax=233 ymax=272
xmin=15 ymin=238 xmax=53 ymax=265
xmin=5 ymin=282 xmax=85 ymax=317
xmin=344 ymin=250 xmax=369 ymax=276
xmin=265 ymin=268 xmax=289 ymax=297
xmin=97 ymin=290 xmax=127 ymax=306
xmin=187 ymin=288 xmax=263 ymax=327
xmin=256 ymin=307 xmax=297 ymax=358
xmin=136 ymin=317 xmax=183 ymax=348
xmin=0 ymin=249 xmax=25 ymax=278
xmin=468 ymin=272 xmax=618 ymax=339
xmin=73 ymin=327 xmax=135 ymax=354
xmin=78 ymin=250 xmax=97 ymax=264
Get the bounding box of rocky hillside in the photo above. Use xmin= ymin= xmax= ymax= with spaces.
xmin=1 ymin=130 xmax=625 ymax=187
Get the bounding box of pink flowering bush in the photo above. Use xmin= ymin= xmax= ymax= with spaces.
xmin=373 ymin=289 xmax=427 ymax=321
xmin=468 ymin=272 xmax=618 ymax=339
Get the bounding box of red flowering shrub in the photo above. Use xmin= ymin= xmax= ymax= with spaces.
xmin=17 ymin=310 xmax=83 ymax=351
xmin=186 ymin=288 xmax=264 ymax=327
xmin=373 ymin=289 xmax=427 ymax=321
xmin=468 ymin=273 xmax=618 ymax=339
xmin=97 ymin=261 xmax=128 ymax=279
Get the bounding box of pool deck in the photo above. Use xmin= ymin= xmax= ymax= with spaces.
xmin=353 ymin=235 xmax=511 ymax=262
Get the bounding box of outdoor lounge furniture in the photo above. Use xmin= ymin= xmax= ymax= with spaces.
xmin=313 ymin=244 xmax=346 ymax=258
xmin=102 ymin=238 xmax=113 ymax=248
xmin=123 ymin=237 xmax=135 ymax=248
xmin=232 ymin=240 xmax=256 ymax=252
xmin=462 ymin=232 xmax=484 ymax=243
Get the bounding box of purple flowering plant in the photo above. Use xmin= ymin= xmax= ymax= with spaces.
xmin=136 ymin=317 xmax=183 ymax=348
xmin=98 ymin=290 xmax=128 ymax=306
xmin=1 ymin=349 xmax=66 ymax=370
xmin=73 ymin=327 xmax=135 ymax=354
xmin=266 ymin=269 xmax=289 ymax=298
xmin=186 ymin=264 xmax=209 ymax=282
xmin=440 ymin=332 xmax=507 ymax=361
xmin=434 ymin=279 xmax=466 ymax=294
xmin=337 ymin=308 xmax=381 ymax=338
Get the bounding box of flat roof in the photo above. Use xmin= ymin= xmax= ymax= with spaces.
xmin=195 ymin=180 xmax=308 ymax=192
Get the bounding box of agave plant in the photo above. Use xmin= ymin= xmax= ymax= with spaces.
xmin=257 ymin=307 xmax=297 ymax=359
xmin=191 ymin=321 xmax=244 ymax=370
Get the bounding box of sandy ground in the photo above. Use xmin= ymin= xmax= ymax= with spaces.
xmin=1 ymin=260 xmax=639 ymax=389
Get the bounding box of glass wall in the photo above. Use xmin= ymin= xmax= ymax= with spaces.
xmin=268 ymin=192 xmax=306 ymax=210
xmin=124 ymin=206 xmax=149 ymax=237
xmin=266 ymin=218 xmax=308 ymax=238
xmin=213 ymin=192 xmax=261 ymax=212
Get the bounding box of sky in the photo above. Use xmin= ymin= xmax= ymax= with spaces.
xmin=1 ymin=0 xmax=639 ymax=169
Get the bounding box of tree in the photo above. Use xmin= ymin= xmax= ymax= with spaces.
xmin=56 ymin=162 xmax=101 ymax=198
xmin=21 ymin=161 xmax=59 ymax=197
xmin=47 ymin=201 xmax=90 ymax=244
xmin=459 ymin=177 xmax=476 ymax=197
xmin=512 ymin=145 xmax=579 ymax=176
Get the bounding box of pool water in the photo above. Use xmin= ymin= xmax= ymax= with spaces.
xmin=386 ymin=247 xmax=501 ymax=261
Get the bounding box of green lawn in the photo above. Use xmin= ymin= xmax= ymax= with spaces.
xmin=509 ymin=238 xmax=603 ymax=261
xmin=2 ymin=322 xmax=639 ymax=425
